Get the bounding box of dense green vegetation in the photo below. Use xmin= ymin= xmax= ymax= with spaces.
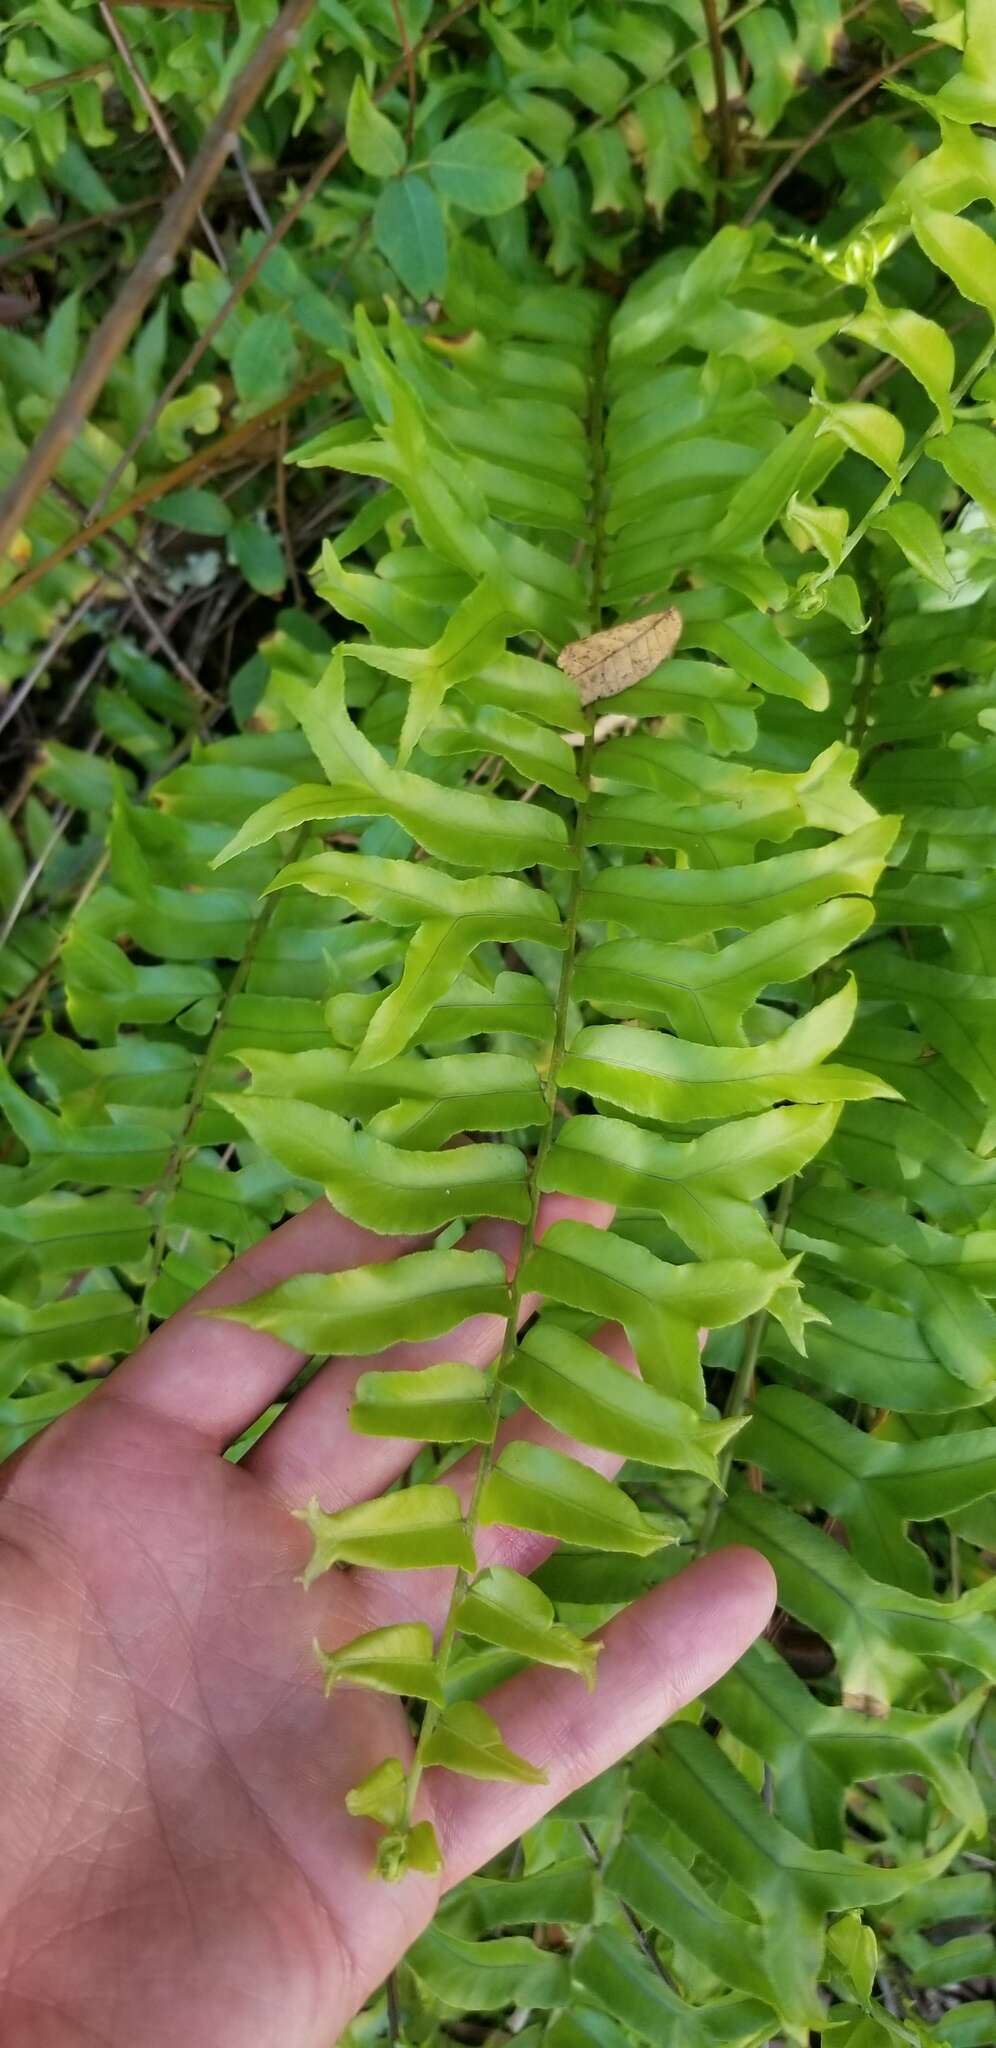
xmin=2 ymin=1 xmax=995 ymax=2042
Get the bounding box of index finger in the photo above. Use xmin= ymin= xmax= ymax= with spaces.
xmin=104 ymin=1200 xmax=426 ymax=1447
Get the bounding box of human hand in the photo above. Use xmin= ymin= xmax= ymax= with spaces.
xmin=0 ymin=1197 xmax=774 ymax=2048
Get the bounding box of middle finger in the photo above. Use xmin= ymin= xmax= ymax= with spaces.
xmin=245 ymin=1194 xmax=612 ymax=1510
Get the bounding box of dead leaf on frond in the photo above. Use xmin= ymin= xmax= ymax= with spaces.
xmin=557 ymin=608 xmax=682 ymax=705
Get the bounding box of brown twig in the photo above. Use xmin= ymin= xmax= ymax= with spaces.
xmin=702 ymin=0 xmax=735 ymax=213
xmin=389 ymin=0 xmax=417 ymax=151
xmin=0 ymin=368 xmax=338 ymax=612
xmin=83 ymin=0 xmax=481 ymax=524
xmin=50 ymin=478 xmax=167 ymax=597
xmin=98 ymin=0 xmax=229 ymax=270
xmin=741 ymin=42 xmax=941 ymax=227
xmin=0 ymin=0 xmax=316 ymax=561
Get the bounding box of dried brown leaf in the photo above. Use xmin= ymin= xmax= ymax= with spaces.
xmin=557 ymin=608 xmax=682 ymax=705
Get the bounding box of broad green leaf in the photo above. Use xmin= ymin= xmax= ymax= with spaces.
xmin=928 ymin=424 xmax=996 ymax=528
xmin=912 ymin=207 xmax=996 ymax=319
xmin=429 ymin=125 xmax=538 ymax=216
xmin=345 ymin=578 xmax=513 ymax=760
xmin=710 ymin=1638 xmax=988 ymax=1844
xmin=817 ymin=401 xmax=904 ymax=480
xmin=0 ymin=1290 xmax=139 ymax=1379
xmin=871 ymin=500 xmax=954 ymax=593
xmin=210 ymin=1245 xmax=509 ymax=1355
xmin=573 ymin=1926 xmax=772 ymax=2048
xmin=574 ymin=898 xmax=875 ymax=1043
xmin=232 ymin=313 xmax=297 ymax=413
xmin=408 ymin=1921 xmax=568 ymax=2010
xmin=315 ymin=1622 xmax=444 ymax=1703
xmin=373 ymin=175 xmax=447 ymax=300
xmin=346 ymin=75 xmax=405 ymax=178
xmin=214 ymin=1094 xmax=530 ymax=1229
xmin=261 ymin=846 xmax=562 ymax=935
xmin=849 ymin=304 xmax=954 ymax=427
xmin=345 ymin=1757 xmax=407 ymax=1827
xmin=638 ymin=1726 xmax=965 ymax=2027
xmin=931 ymin=0 xmax=996 ymax=124
xmin=785 ymin=493 xmax=848 ymax=569
xmin=545 ymin=1102 xmax=838 ymax=1207
xmin=827 ymin=1913 xmax=878 ymax=2009
xmin=0 ymin=1192 xmax=151 ymax=1272
xmin=154 ymin=486 xmax=233 ymax=536
xmin=217 ymin=654 xmax=572 ymax=871
xmin=691 ymin=609 xmax=829 ymax=708
xmin=559 ymin=983 xmax=891 ymax=1122
xmin=239 ymin=1045 xmax=546 ymax=1147
xmin=581 ymin=818 xmax=898 ymax=940
xmin=296 ymin=1484 xmax=475 ymax=1582
xmin=720 ymin=1488 xmax=996 ymax=1702
xmin=326 ymin=970 xmax=555 ymax=1061
xmin=456 ymin=1564 xmax=600 ymax=1687
xmin=505 ymin=1320 xmax=744 ymax=1482
xmin=423 ymin=700 xmax=584 ymax=799
xmin=423 ymin=1701 xmax=547 ymax=1783
xmin=744 ymin=1386 xmax=996 ymax=1589
xmin=479 ymin=1441 xmax=676 ymax=1557
xmin=709 ymin=412 xmax=823 ymax=552
xmin=462 ymin=1858 xmax=596 ymax=1931
xmin=604 ymin=1802 xmax=779 ymax=2007
xmin=351 ymin=1361 xmax=493 ymax=1443
xmin=523 ymin=1218 xmax=782 ymax=1406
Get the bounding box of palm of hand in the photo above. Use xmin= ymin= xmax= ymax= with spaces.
xmin=0 ymin=1393 xmax=430 ymax=2048
xmin=0 ymin=1202 xmax=773 ymax=2048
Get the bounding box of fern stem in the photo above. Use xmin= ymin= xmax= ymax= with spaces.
xmin=402 ymin=316 xmax=611 ymax=1829
xmin=695 ymin=1173 xmax=796 ymax=1556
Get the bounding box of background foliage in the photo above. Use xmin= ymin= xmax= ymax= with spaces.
xmin=1 ymin=1 xmax=995 ymax=2044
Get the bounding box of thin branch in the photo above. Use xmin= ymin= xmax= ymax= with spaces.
xmin=110 ymin=559 xmax=214 ymax=705
xmin=0 ymin=805 xmax=75 ymax=953
xmin=83 ymin=0 xmax=481 ymax=523
xmin=741 ymin=43 xmax=941 ymax=227
xmin=2 ymin=845 xmax=110 ymax=1062
xmin=98 ymin=0 xmax=229 ymax=270
xmin=389 ymin=0 xmax=417 ymax=151
xmin=230 ymin=136 xmax=274 ymax=233
xmin=0 ymin=0 xmax=316 ymax=561
xmin=0 ymin=368 xmax=339 ymax=613
xmin=0 ymin=578 xmax=107 ymax=742
xmin=578 ymin=1824 xmax=676 ymax=1987
xmin=27 ymin=62 xmax=110 ymax=93
xmin=1 ymin=163 xmax=318 ymax=262
xmin=385 ymin=1970 xmax=402 ymax=2045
